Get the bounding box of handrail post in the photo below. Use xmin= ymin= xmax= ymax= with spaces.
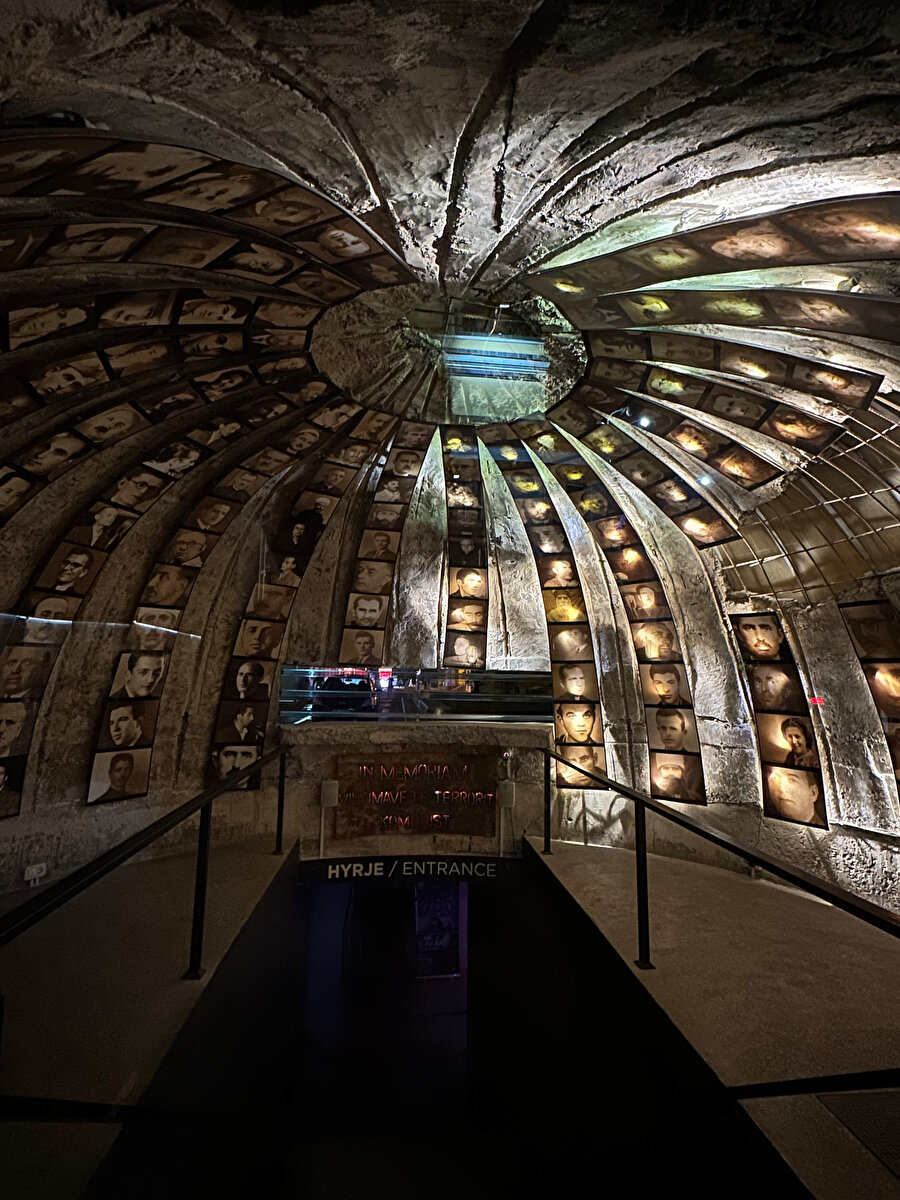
xmin=542 ymin=751 xmax=552 ymax=854
xmin=274 ymin=751 xmax=286 ymax=855
xmin=633 ymin=800 xmax=654 ymax=970
xmin=183 ymin=801 xmax=213 ymax=980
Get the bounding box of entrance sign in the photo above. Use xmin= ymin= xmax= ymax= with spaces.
xmin=335 ymin=752 xmax=498 ymax=837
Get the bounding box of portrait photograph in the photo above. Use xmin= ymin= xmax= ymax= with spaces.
xmin=701 ymin=388 xmax=770 ymax=429
xmin=161 ymin=527 xmax=214 ymax=569
xmin=0 ymin=139 xmax=112 ymax=188
xmin=0 ymin=644 xmax=55 ymax=700
xmin=647 ymin=477 xmax=701 ymax=516
xmin=243 ymin=448 xmax=293 ymax=477
xmin=588 ymin=331 xmax=650 ymax=360
xmin=68 ymin=143 xmax=213 ymax=194
xmin=631 ymin=620 xmax=682 ymax=663
xmin=527 ymin=524 xmax=567 ymax=555
xmin=345 ymin=593 xmax=387 ymax=629
xmin=647 ymin=707 xmax=699 ymax=755
xmin=30 ymin=355 xmax=109 ymax=400
xmin=35 ymin=542 xmax=106 ymax=596
xmin=185 ymin=498 xmax=238 ymax=535
xmin=130 ymin=607 xmax=181 ymax=652
xmin=549 ymin=624 xmax=592 ymax=662
xmin=340 ymin=254 xmax=408 ymax=288
xmin=842 ymin=602 xmax=900 ymax=661
xmin=780 ymin=200 xmax=900 ymax=257
xmin=718 ymin=344 xmax=787 ymax=386
xmin=606 ymin=546 xmax=656 ymax=583
xmin=230 ymin=186 xmax=339 ymax=234
xmin=106 ymin=339 xmax=174 ymax=377
xmin=645 ymin=369 xmax=708 ymax=405
xmin=297 ymin=219 xmax=379 ymax=264
xmin=367 ymin=502 xmax=405 ymax=530
xmin=709 ymin=447 xmax=779 ymax=488
xmin=621 ymin=582 xmax=670 ymax=622
xmin=443 ymin=632 xmax=486 ymax=669
xmin=446 ymin=600 xmax=487 ymax=632
xmin=22 ymin=592 xmax=79 ymax=644
xmin=395 ymin=422 xmax=434 ymax=449
xmin=515 ymin=497 xmax=554 ymax=526
xmin=214 ymin=468 xmax=266 ymax=504
xmin=449 ymin=565 xmax=487 ymax=600
xmin=691 ymin=217 xmax=812 ymax=265
xmin=649 ymin=752 xmax=705 ymax=803
xmin=676 ymin=507 xmax=736 ymax=547
xmin=137 ymin=389 xmax=200 ymax=423
xmin=75 ymin=404 xmax=149 ymax=446
xmin=446 ymin=481 xmax=481 ymax=509
xmin=294 ymin=491 xmax=338 ymax=523
xmin=667 ymin=422 xmax=729 ymax=462
xmin=0 ymin=470 xmax=35 ymax=523
xmin=756 ymin=713 xmax=820 ymax=769
xmin=8 ymin=301 xmax=90 ymax=347
xmin=67 ymin=503 xmax=136 ymax=552
xmin=587 ymin=358 xmax=646 ymax=387
xmin=311 ymin=401 xmax=362 ymax=430
xmin=223 ymin=658 xmax=275 ymax=701
xmin=265 ymin=553 xmax=302 ymax=588
xmin=619 ymin=236 xmax=708 ymax=279
xmin=208 ymin=744 xmax=262 ymax=791
xmin=748 ymin=662 xmax=807 ymax=714
xmin=283 ymin=267 xmax=358 ymax=304
xmin=140 ymin=564 xmax=196 ymax=608
xmin=353 ymin=560 xmax=394 ymax=595
xmin=544 ymin=589 xmax=587 ymax=623
xmin=553 ymin=463 xmax=592 ymax=493
xmin=732 ymin=613 xmax=787 ymax=662
xmin=109 ymin=466 xmax=170 ymax=511
xmin=359 ymin=529 xmax=399 ymax=561
xmin=648 ymin=333 xmax=714 ymax=367
xmin=789 ymin=361 xmax=873 ymax=406
xmin=16 ymin=431 xmax=91 ymax=480
xmin=556 ymin=744 xmax=607 ymax=788
xmin=616 ymin=451 xmax=667 ymax=489
xmin=448 ymin=506 xmax=486 ymax=535
xmin=373 ymin=475 xmax=414 ymax=505
xmin=234 ymin=618 xmax=284 ymax=660
xmin=225 ymin=249 xmax=306 ymax=286
xmin=100 ymin=291 xmax=174 ymax=326
xmin=0 ymin=757 xmax=25 ymax=818
xmin=111 ymin=651 xmax=168 ymax=699
xmin=181 ymin=330 xmax=243 ymax=359
xmin=386 ymin=448 xmax=425 ymax=477
xmin=592 ymin=515 xmax=638 ymax=551
xmin=212 ymin=701 xmax=268 ymax=747
xmin=130 ymin=227 xmax=238 ymax=269
xmin=354 ymin=410 xmax=399 ymax=442
xmin=762 ymin=765 xmax=827 ymax=827
xmin=504 ymin=469 xmax=543 ymax=498
xmin=340 ymin=627 xmax=384 ymax=666
xmin=87 ymin=747 xmax=152 ymax=804
xmin=537 ymin=555 xmax=577 ymax=589
xmin=554 ymin=700 xmax=600 ymax=746
xmin=198 ymin=367 xmax=256 ymax=401
xmin=759 ymin=405 xmax=834 ymax=449
xmin=311 ymin=463 xmax=356 ymax=495
xmin=640 ymin=663 xmax=691 ymax=707
xmin=247 ymin=583 xmax=294 ymax=622
xmin=330 ymin=441 xmax=370 ymax=468
xmin=863 ymin=663 xmax=900 ymax=721
xmin=553 ymin=661 xmax=599 ymax=703
xmin=0 ymin=699 xmax=36 ymax=758
xmin=98 ymin=698 xmax=159 ymax=752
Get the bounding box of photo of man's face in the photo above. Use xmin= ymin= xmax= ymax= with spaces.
xmin=346 ymin=594 xmax=385 ymax=628
xmin=339 ymin=628 xmax=383 ymax=664
xmin=213 ymin=744 xmax=260 ymax=789
xmin=649 ymin=753 xmax=704 ymax=803
xmin=447 ymin=602 xmax=486 ymax=632
xmin=843 ymin=603 xmax=900 ymax=661
xmin=556 ymin=744 xmax=605 ymax=788
xmin=556 ymin=702 xmax=597 ymax=744
xmin=632 ymin=621 xmax=680 ymax=662
xmin=734 ymin=614 xmax=785 ymax=661
xmin=235 ymin=620 xmax=283 ymax=659
xmin=354 ymin=560 xmax=394 ymax=595
xmin=110 ymin=469 xmax=167 ymax=511
xmin=113 ymin=652 xmax=167 ymax=699
xmin=555 ymin=663 xmax=599 ymax=701
xmin=132 ymin=608 xmax=180 ymax=651
xmin=0 ymin=646 xmax=51 ymax=699
xmin=642 ymin=664 xmax=688 ymax=706
xmin=749 ymin=664 xmax=805 ymax=713
xmin=550 ymin=626 xmax=591 ymax=661
xmin=359 ymin=530 xmax=398 ymax=560
xmin=650 ymin=707 xmax=697 ymax=754
xmin=451 ymin=568 xmax=486 ymax=598
xmin=0 ymin=701 xmax=30 ymax=756
xmin=764 ymin=766 xmax=825 ymax=827
xmin=142 ymin=565 xmax=194 ymax=608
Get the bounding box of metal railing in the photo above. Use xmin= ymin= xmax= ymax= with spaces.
xmin=0 ymin=746 xmax=289 ymax=980
xmin=540 ymin=749 xmax=900 ymax=971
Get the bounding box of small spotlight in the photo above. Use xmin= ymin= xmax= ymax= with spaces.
xmin=699 ymin=475 xmax=712 ymax=487
xmin=639 ymin=417 xmax=651 ymax=428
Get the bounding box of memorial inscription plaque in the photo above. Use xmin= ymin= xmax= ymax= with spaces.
xmin=336 ymin=752 xmax=498 ymax=838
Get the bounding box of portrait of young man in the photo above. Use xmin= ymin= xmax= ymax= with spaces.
xmin=555 ymin=701 xmax=599 ymax=745
xmin=733 ymin=613 xmax=786 ymax=661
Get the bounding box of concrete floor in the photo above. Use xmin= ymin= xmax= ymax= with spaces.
xmin=0 ymin=837 xmax=290 ymax=1200
xmin=528 ymin=836 xmax=900 ymax=1199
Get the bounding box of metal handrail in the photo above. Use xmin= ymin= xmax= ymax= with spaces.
xmin=542 ymin=749 xmax=900 ymax=967
xmin=0 ymin=746 xmax=286 ymax=960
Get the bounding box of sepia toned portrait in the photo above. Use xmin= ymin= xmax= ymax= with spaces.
xmin=449 ymin=566 xmax=487 ymax=599
xmin=214 ymin=468 xmax=266 ymax=504
xmin=334 ymin=584 xmax=388 ymax=631
xmin=676 ymin=507 xmax=736 ymax=547
xmin=35 ymin=543 xmax=106 ymax=596
xmin=186 ymin=498 xmax=237 ymax=534
xmin=649 ymin=752 xmax=704 ymax=803
xmin=161 ymin=527 xmax=213 ymax=569
xmin=640 ymin=663 xmax=691 ymax=707
xmin=339 ymin=627 xmax=384 ymax=666
xmin=17 ymin=432 xmax=90 ymax=480
xmin=555 ymin=701 xmax=600 ymax=745
xmin=234 ymin=618 xmax=284 ymax=660
xmin=606 ymin=546 xmax=656 ymax=583
xmin=223 ymin=658 xmax=275 ymax=701
xmin=141 ymin=564 xmax=195 ymax=608
xmin=621 ymin=582 xmax=670 ymax=622
xmin=446 ymin=600 xmax=487 ymax=632
xmin=8 ymin=302 xmax=89 ymax=347
xmin=247 ymin=583 xmax=294 ymax=622
xmin=0 ymin=470 xmax=34 ymax=521
xmin=631 ymin=620 xmax=681 ymax=663
xmin=556 ymin=744 xmax=607 ymax=789
xmin=549 ymin=625 xmax=592 ymax=662
xmin=759 ymin=405 xmax=834 ymax=449
xmin=87 ymin=748 xmax=152 ymax=804
xmin=648 ymin=706 xmax=699 ymax=754
xmin=98 ymin=698 xmax=159 ymax=752
xmin=22 ymin=593 xmax=79 ymax=644
xmin=616 ymin=452 xmax=667 ymax=489
xmin=208 ymin=744 xmax=262 ymax=791
xmin=109 ymin=467 xmax=170 ymax=511
xmin=762 ymin=765 xmax=826 ymax=827
xmin=0 ymin=700 xmax=36 ymax=758
xmin=130 ymin=607 xmax=181 ymax=652
xmin=553 ymin=661 xmax=600 ymax=703
xmin=733 ymin=613 xmax=786 ymax=662
xmin=213 ymin=702 xmax=267 ymax=747
xmin=354 ymin=411 xmax=399 ymax=442
xmin=842 ymin=602 xmax=900 ymax=661
xmin=648 ymin=478 xmax=700 ymax=516
xmin=443 ymin=632 xmax=486 ymax=669
xmin=0 ymin=645 xmax=54 ymax=700
xmin=544 ymin=589 xmax=587 ymax=623
xmin=359 ymin=529 xmax=399 ymax=561
xmin=748 ymin=662 xmax=807 ymax=713
xmin=353 ymin=560 xmax=394 ymax=595
xmin=110 ymin=651 xmax=169 ymax=700
xmin=537 ymin=556 xmax=577 ymax=589
xmin=756 ymin=713 xmax=819 ymax=768
xmin=709 ymin=447 xmax=778 ymax=488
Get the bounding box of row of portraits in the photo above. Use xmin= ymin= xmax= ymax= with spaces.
xmin=337 ymin=423 xmax=431 ymax=665
xmin=581 ymin=362 xmax=838 ymax=463
xmin=530 ymin=194 xmax=900 ymax=295
xmin=731 ymin=613 xmax=827 ymax=828
xmin=0 ymin=377 xmax=332 ymax=813
xmin=479 ymin=420 xmax=609 ymax=794
xmin=555 ymin=284 xmax=900 ymax=347
xmin=586 ymin=330 xmax=879 ymax=410
xmin=439 ymin=428 xmax=490 ymax=671
xmin=0 ymin=136 xmax=412 ymax=293
xmin=87 ymin=392 xmax=361 ymax=803
xmin=840 ymin=600 xmax=900 ymax=781
xmin=547 ymin=396 xmax=737 ymax=550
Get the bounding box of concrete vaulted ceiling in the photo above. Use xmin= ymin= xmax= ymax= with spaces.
xmin=2 ymin=1 xmax=900 ymax=892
